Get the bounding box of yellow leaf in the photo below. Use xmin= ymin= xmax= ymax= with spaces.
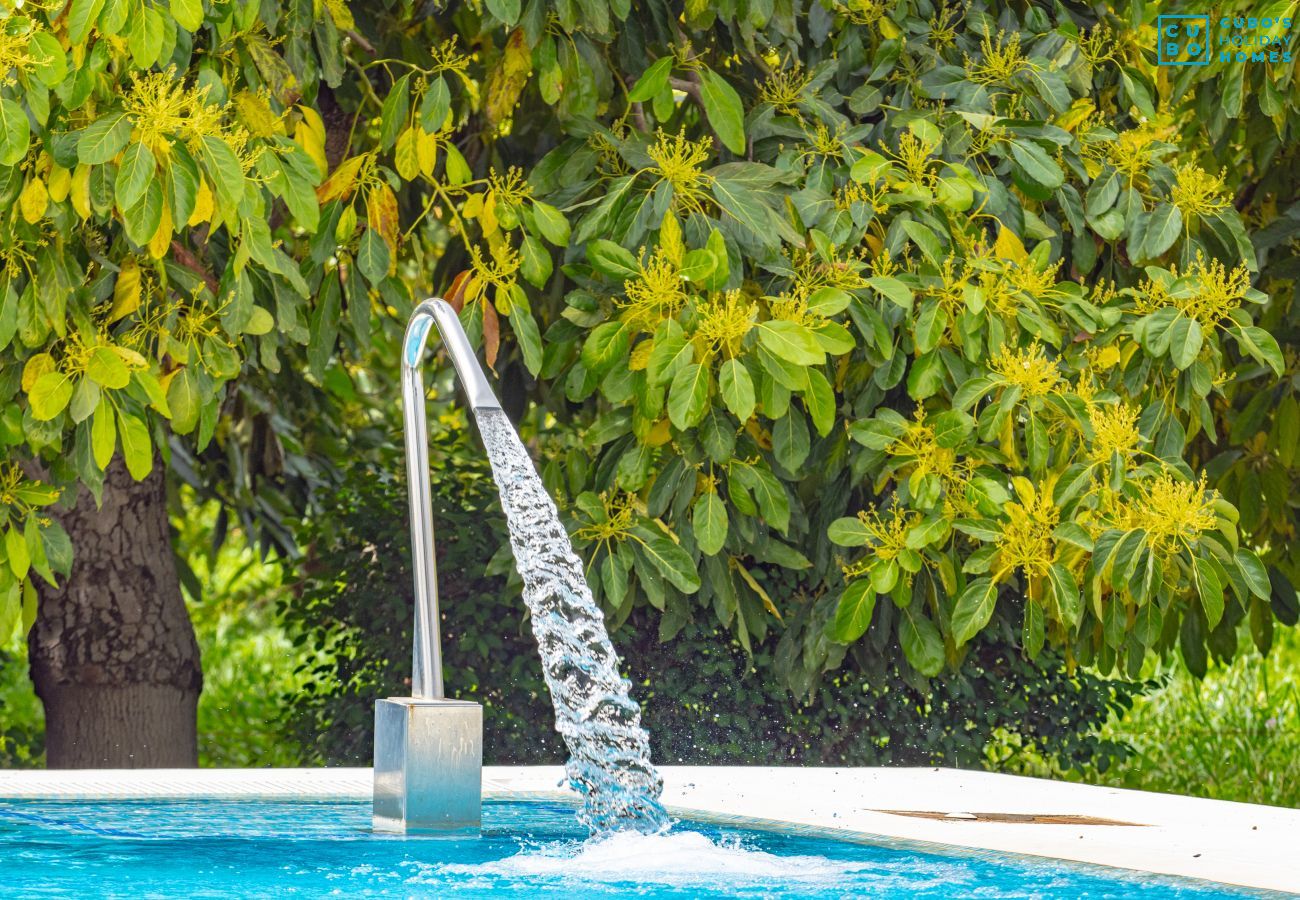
xmin=484 ymin=28 xmax=532 ymax=127
xmin=294 ymin=120 xmax=327 ymax=176
xmin=148 ymin=203 xmax=172 ymax=260
xmin=994 ymin=225 xmax=1028 ymax=265
xmin=416 ymin=128 xmax=438 ymax=178
xmin=645 ymin=418 xmax=672 ymax=446
xmin=1055 ymin=98 xmax=1095 ymax=134
xmin=335 ymin=204 xmax=357 ymax=243
xmin=110 ymin=345 xmax=149 ymax=369
xmin=877 ymin=17 xmax=901 ymax=39
xmin=110 ymin=260 xmax=143 ymax=322
xmin=71 ymin=164 xmax=92 ymax=219
xmin=21 ymin=354 xmax=56 ymax=393
xmin=480 ymin=192 xmax=499 ymax=237
xmin=234 ymin=90 xmax=281 ymax=138
xmin=47 ymin=165 xmax=72 ymax=202
xmin=394 ymin=127 xmax=420 ymax=181
xmin=629 ymin=339 xmax=653 ymax=371
xmin=19 ymin=177 xmax=48 ymax=223
xmin=323 ymin=0 xmax=355 ymax=31
xmin=735 ymin=561 xmax=782 ymax=620
xmin=298 ymin=105 xmax=326 ymax=146
xmin=317 ymin=155 xmax=365 ymax=203
xmin=189 ymin=179 xmax=213 ymax=226
xmin=366 ymin=182 xmax=400 ymax=263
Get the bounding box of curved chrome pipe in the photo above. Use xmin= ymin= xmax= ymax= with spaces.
xmin=401 ymin=298 xmax=503 ymax=699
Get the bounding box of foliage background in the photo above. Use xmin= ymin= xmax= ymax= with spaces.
xmin=0 ymin=0 xmax=1298 ymax=807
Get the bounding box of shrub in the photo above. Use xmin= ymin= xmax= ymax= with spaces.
xmin=282 ymin=456 xmax=1141 ymax=771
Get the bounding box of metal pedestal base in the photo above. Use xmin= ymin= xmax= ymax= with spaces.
xmin=372 ymin=697 xmax=482 ymax=833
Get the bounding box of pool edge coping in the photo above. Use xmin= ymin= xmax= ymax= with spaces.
xmin=0 ymin=766 xmax=1295 ymax=896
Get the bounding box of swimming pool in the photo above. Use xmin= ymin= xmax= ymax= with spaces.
xmin=0 ymin=798 xmax=1265 ymax=898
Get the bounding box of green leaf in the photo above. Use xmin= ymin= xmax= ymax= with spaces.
xmin=1169 ymin=315 xmax=1203 ymax=370
xmin=757 ymin=320 xmax=824 ymax=365
xmin=170 ymin=0 xmax=204 ymax=31
xmin=647 ymin=324 xmax=693 ymax=386
xmin=27 ymin=32 xmax=67 ymax=88
xmin=0 ymin=97 xmax=31 ymax=167
xmin=929 ymin=409 xmax=974 ymax=448
xmin=580 ymin=321 xmax=629 ymax=375
xmin=634 ymin=527 xmax=701 ymax=592
xmin=831 ymin=580 xmax=877 ymax=643
xmin=587 ymin=240 xmax=639 ymax=279
xmin=199 ymin=135 xmax=245 ymax=207
xmin=1236 ymin=549 xmax=1270 ymax=601
xmin=868 ymin=275 xmax=913 ymax=311
xmin=122 ymin=179 xmax=164 ymax=246
xmin=629 ymin=57 xmax=672 ymax=103
xmin=1142 ymin=202 xmax=1183 ymax=259
xmin=4 ymin=527 xmax=30 ymax=580
xmin=1195 ymin=556 xmax=1225 ymax=629
xmin=356 ymin=228 xmax=390 ymax=284
xmin=719 ymin=359 xmax=755 ymax=420
xmin=693 ymin=491 xmax=728 ymax=555
xmin=1235 ymin=325 xmax=1284 ymax=376
xmin=519 ymin=234 xmax=553 ymax=288
xmin=77 ymin=113 xmax=131 ymax=165
xmin=167 ymin=368 xmax=201 ymax=435
xmin=828 ymin=516 xmax=871 ymax=547
xmin=87 ymin=346 xmax=131 ymax=389
xmin=531 ymin=200 xmax=570 ymax=246
xmin=904 ymin=516 xmax=949 ymax=549
xmin=117 ymin=411 xmax=153 ymax=480
xmin=1046 ymin=563 xmax=1082 ymax=628
xmin=668 ymin=363 xmax=710 ymax=429
xmin=802 ymin=368 xmax=835 ymax=437
xmin=29 ymin=372 xmax=74 ymax=421
xmin=92 ymin=397 xmax=116 ymax=470
xmin=484 ymin=0 xmax=520 ymax=25
xmin=899 ymin=607 xmax=944 ymax=676
xmin=115 ymin=142 xmax=157 ymax=211
xmin=951 ymin=578 xmax=998 ymax=645
xmin=379 ymin=74 xmax=411 ymax=152
xmin=1008 ymin=139 xmax=1064 ymax=190
xmin=734 ymin=463 xmax=790 ymax=533
xmin=68 ymin=0 xmax=107 ymax=43
xmin=698 ymin=68 xmax=746 ymax=155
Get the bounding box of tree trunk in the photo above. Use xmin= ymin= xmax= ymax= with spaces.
xmin=28 ymin=457 xmax=202 ymax=768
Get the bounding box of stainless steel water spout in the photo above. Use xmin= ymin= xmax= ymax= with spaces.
xmin=373 ymin=297 xmax=497 ymax=833
xmin=400 ymin=298 xmax=502 ymax=699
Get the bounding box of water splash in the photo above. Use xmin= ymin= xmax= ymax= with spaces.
xmin=474 ymin=407 xmax=669 ymax=835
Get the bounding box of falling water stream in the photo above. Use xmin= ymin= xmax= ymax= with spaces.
xmin=473 ymin=407 xmax=669 ymax=835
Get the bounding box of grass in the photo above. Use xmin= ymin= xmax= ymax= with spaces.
xmin=995 ymin=624 xmax=1300 ymax=808
xmin=175 ymin=497 xmax=318 ymax=767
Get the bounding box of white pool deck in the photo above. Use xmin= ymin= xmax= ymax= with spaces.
xmin=1 ymin=765 xmax=1296 ymax=894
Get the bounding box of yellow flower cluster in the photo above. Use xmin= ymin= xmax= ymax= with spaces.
xmin=573 ymin=491 xmax=638 ymax=543
xmin=1121 ymin=473 xmax=1218 ymax=559
xmin=692 ymin=289 xmax=757 ymax=360
xmin=852 ymin=507 xmax=916 ymax=562
xmin=990 ymin=342 xmax=1063 ymax=397
xmin=758 ymin=61 xmax=814 ymax=116
xmin=998 ymin=485 xmax=1059 ymax=577
xmin=621 ymin=250 xmax=687 ymax=332
xmin=1088 ymin=402 xmax=1142 ymax=463
xmin=1135 ymin=253 xmax=1250 ymax=328
xmin=124 ymin=71 xmax=249 ymax=163
xmin=965 ymin=31 xmax=1032 ymax=86
xmin=1171 ymin=164 xmax=1230 ymax=219
xmin=647 ymin=130 xmax=714 ymax=215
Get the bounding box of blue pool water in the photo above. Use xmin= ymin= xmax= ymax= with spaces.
xmin=0 ymin=799 xmax=1259 ymax=898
